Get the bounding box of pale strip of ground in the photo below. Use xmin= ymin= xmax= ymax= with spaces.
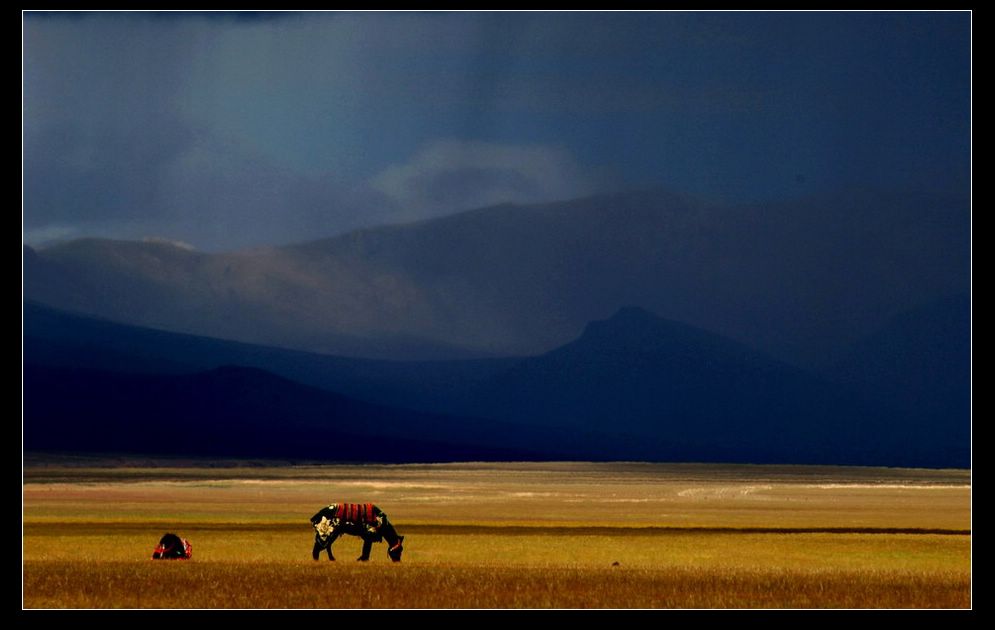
xmin=23 ymin=461 xmax=970 ymax=530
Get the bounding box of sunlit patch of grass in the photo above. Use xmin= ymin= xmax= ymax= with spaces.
xmin=22 ymin=463 xmax=970 ymax=608
xmin=23 ymin=561 xmax=969 ymax=609
xmin=22 ymin=525 xmax=971 ymax=608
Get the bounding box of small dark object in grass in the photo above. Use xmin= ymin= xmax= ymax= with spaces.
xmin=151 ymin=533 xmax=192 ymax=560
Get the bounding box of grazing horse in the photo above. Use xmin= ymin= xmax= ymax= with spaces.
xmin=309 ymin=503 xmax=404 ymax=562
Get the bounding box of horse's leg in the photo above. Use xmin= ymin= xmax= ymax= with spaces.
xmin=313 ymin=531 xmax=340 ymax=561
xmin=358 ymin=537 xmax=373 ymax=561
xmin=326 ymin=531 xmax=340 ymax=561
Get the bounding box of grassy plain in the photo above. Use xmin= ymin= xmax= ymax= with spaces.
xmin=22 ymin=459 xmax=971 ymax=609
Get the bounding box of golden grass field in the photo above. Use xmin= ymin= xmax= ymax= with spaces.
xmin=22 ymin=459 xmax=971 ymax=609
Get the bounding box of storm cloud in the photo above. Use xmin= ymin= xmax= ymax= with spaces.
xmin=23 ymin=11 xmax=970 ymax=251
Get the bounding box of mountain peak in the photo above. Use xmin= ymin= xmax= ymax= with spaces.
xmin=564 ymin=306 xmax=775 ymax=368
xmin=581 ymin=306 xmax=674 ymax=340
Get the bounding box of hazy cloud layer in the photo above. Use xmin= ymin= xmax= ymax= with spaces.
xmin=371 ymin=140 xmax=597 ymax=220
xmin=23 ymin=112 xmax=395 ymax=249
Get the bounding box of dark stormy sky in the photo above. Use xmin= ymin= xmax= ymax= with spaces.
xmin=23 ymin=11 xmax=971 ymax=252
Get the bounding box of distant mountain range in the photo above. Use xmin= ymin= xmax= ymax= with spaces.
xmin=24 ymin=188 xmax=970 ymax=366
xmin=23 ymin=300 xmax=970 ymax=467
xmin=827 ymin=293 xmax=970 ymax=457
xmin=23 ymin=363 xmax=550 ymax=462
xmin=22 ymin=187 xmax=970 ymax=465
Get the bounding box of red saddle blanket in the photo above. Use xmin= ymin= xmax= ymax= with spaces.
xmin=337 ymin=503 xmax=377 ymax=525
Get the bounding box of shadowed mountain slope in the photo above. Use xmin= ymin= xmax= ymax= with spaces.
xmin=24 ymin=188 xmax=969 ymax=365
xmin=24 ymin=302 xmax=969 ymax=467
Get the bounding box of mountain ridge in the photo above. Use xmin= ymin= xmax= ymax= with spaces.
xmin=23 ymin=301 xmax=970 ymax=467
xmin=24 ymin=188 xmax=970 ymax=365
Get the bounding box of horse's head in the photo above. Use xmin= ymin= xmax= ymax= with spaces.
xmin=387 ymin=535 xmax=404 ymax=562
